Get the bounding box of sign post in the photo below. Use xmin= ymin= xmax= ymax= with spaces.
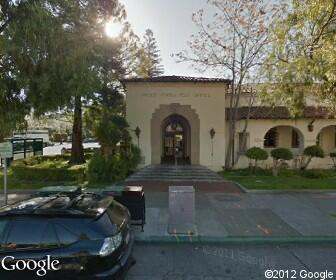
xmin=3 ymin=158 xmax=7 ymax=205
xmin=0 ymin=142 xmax=13 ymax=205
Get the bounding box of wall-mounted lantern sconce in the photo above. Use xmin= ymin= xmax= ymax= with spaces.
xmin=135 ymin=126 xmax=141 ymax=147
xmin=210 ymin=128 xmax=216 ymax=139
xmin=308 ymin=120 xmax=315 ymax=132
xmin=209 ymin=128 xmax=216 ymax=157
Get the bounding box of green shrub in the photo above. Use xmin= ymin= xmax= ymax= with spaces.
xmin=271 ymin=148 xmax=293 ymax=160
xmin=245 ymin=147 xmax=268 ymax=172
xmin=301 ymin=145 xmax=324 ymax=170
xmin=88 ymin=146 xmax=141 ymax=184
xmin=126 ymin=145 xmax=142 ymax=171
xmin=331 ymin=152 xmax=336 ymax=168
xmin=11 ymin=163 xmax=85 ymax=182
xmin=304 ymin=145 xmax=324 ymax=158
xmin=245 ymin=147 xmax=269 ymax=161
xmin=16 ymin=155 xmax=71 ymax=166
xmin=11 ymin=156 xmax=86 ymax=183
xmin=88 ymin=154 xmax=127 ymax=184
xmin=270 ymin=148 xmax=293 ymax=176
xmin=301 ymin=169 xmax=334 ymax=179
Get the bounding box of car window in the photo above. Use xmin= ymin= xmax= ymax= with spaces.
xmin=0 ymin=220 xmax=9 ymax=243
xmin=5 ymin=220 xmax=56 ymax=251
xmin=40 ymin=223 xmax=59 ymax=248
xmin=54 ymin=224 xmax=79 ymax=246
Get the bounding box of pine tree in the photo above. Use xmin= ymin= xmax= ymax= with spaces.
xmin=136 ymin=29 xmax=164 ymax=78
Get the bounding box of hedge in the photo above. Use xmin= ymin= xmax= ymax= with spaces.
xmin=11 ymin=156 xmax=86 ymax=183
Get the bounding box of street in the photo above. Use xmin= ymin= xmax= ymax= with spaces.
xmin=126 ymin=243 xmax=336 ymax=280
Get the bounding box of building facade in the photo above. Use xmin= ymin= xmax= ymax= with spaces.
xmin=124 ymin=76 xmax=336 ymax=171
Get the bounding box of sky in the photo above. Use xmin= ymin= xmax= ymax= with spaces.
xmin=121 ymin=0 xmax=214 ymax=77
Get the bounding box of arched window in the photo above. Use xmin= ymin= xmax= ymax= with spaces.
xmin=291 ymin=129 xmax=300 ymax=148
xmin=264 ymin=128 xmax=278 ymax=148
xmin=316 ymin=132 xmax=322 ymax=147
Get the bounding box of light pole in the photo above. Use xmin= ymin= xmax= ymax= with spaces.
xmin=210 ymin=128 xmax=216 ymax=157
xmin=134 ymin=126 xmax=141 ymax=147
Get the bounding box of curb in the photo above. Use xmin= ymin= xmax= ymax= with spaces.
xmin=134 ymin=235 xmax=336 ymax=245
xmin=4 ymin=187 xmax=336 ymax=194
xmin=6 ymin=190 xmax=36 ymax=195
xmin=244 ymin=189 xmax=336 ymax=194
xmin=228 ymin=181 xmax=248 ymax=193
xmin=227 ymin=182 xmax=336 ymax=194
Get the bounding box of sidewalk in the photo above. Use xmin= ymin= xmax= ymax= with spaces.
xmin=1 ymin=189 xmax=336 ymax=244
xmin=133 ymin=191 xmax=336 ymax=244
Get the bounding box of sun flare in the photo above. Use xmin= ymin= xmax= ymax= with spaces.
xmin=105 ymin=20 xmax=123 ymax=38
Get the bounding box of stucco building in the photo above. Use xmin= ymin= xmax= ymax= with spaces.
xmin=123 ymin=76 xmax=336 ymax=171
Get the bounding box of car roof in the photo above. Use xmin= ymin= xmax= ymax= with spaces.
xmin=0 ymin=193 xmax=114 ymax=218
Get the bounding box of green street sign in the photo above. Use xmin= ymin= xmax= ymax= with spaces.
xmin=0 ymin=142 xmax=13 ymax=158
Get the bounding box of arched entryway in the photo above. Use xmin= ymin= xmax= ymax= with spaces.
xmin=316 ymin=125 xmax=336 ymax=154
xmin=161 ymin=114 xmax=191 ymax=164
xmin=263 ymin=125 xmax=304 ymax=155
xmin=151 ymin=103 xmax=200 ymax=165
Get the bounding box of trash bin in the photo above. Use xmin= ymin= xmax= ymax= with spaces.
xmin=101 ymin=186 xmax=124 ymax=198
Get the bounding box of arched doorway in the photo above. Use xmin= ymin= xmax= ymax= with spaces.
xmin=151 ymin=103 xmax=200 ymax=165
xmin=161 ymin=114 xmax=191 ymax=164
xmin=316 ymin=125 xmax=336 ymax=154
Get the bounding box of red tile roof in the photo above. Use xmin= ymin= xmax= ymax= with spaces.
xmin=227 ymin=106 xmax=335 ymax=120
xmin=122 ymin=75 xmax=231 ymax=84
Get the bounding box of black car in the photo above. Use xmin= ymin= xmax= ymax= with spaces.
xmin=0 ymin=192 xmax=135 ymax=280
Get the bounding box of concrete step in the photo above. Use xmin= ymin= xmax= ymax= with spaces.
xmin=127 ymin=176 xmax=223 ymax=180
xmin=126 ymin=165 xmax=224 ymax=182
xmin=126 ymin=172 xmax=221 ymax=176
xmin=130 ymin=171 xmax=220 ymax=176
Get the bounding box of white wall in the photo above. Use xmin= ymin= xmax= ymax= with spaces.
xmin=234 ymin=119 xmax=336 ymax=169
xmin=125 ymin=82 xmax=228 ymax=170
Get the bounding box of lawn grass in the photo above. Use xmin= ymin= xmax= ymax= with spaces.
xmin=220 ymin=170 xmax=336 ymax=190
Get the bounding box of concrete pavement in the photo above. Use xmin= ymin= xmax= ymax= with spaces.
xmin=126 ymin=243 xmax=336 ymax=280
xmin=133 ymin=191 xmax=336 ymax=243
xmin=1 ymin=190 xmax=336 ymax=243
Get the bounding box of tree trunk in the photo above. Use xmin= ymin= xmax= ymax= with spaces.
xmin=272 ymin=159 xmax=278 ymax=176
xmin=70 ymin=95 xmax=85 ymax=164
xmin=301 ymin=156 xmax=312 ymax=170
xmin=332 ymin=158 xmax=336 ymax=168
xmin=225 ymin=93 xmax=234 ymax=169
xmin=101 ymin=144 xmax=113 ymax=160
xmin=233 ymin=86 xmax=256 ymax=167
xmin=224 ymin=35 xmax=236 ymax=170
xmin=225 ymin=120 xmax=235 ymax=169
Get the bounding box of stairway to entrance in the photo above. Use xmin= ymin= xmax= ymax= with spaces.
xmin=126 ymin=164 xmax=225 ymax=182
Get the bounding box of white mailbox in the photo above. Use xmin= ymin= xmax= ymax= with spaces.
xmin=168 ymin=186 xmax=195 ymax=234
